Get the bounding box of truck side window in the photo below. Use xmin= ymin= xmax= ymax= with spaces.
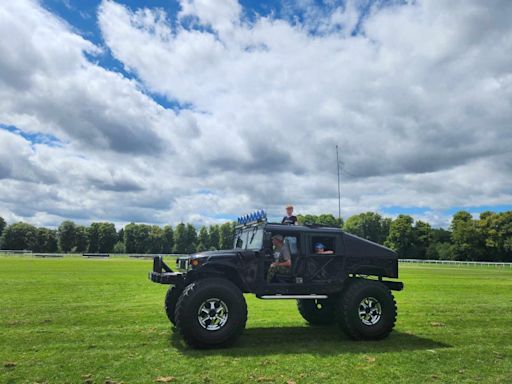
xmin=311 ymin=236 xmax=336 ymax=255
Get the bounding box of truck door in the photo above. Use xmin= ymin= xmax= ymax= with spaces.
xmin=305 ymin=233 xmax=344 ymax=282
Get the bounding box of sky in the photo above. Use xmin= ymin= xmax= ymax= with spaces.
xmin=0 ymin=0 xmax=511 ymax=229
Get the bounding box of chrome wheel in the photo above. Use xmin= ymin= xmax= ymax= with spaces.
xmin=197 ymin=298 xmax=229 ymax=331
xmin=358 ymin=297 xmax=382 ymax=325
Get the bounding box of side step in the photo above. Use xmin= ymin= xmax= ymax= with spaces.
xmin=257 ymin=294 xmax=328 ymax=300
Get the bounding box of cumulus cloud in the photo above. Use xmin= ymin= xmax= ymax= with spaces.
xmin=0 ymin=0 xmax=511 ymax=228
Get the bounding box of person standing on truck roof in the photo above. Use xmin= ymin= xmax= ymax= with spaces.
xmin=267 ymin=234 xmax=291 ymax=283
xmin=281 ymin=205 xmax=298 ymax=225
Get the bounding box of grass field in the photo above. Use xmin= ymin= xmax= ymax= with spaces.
xmin=1 ymin=256 xmax=511 ymax=384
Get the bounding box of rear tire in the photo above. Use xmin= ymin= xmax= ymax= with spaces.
xmin=175 ymin=278 xmax=247 ymax=349
xmin=337 ymin=279 xmax=397 ymax=340
xmin=297 ymin=297 xmax=337 ymax=325
xmin=164 ymin=286 xmax=182 ymax=326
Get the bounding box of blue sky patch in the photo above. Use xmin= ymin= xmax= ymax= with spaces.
xmin=0 ymin=124 xmax=63 ymax=147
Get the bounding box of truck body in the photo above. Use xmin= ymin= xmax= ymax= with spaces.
xmin=149 ymin=214 xmax=403 ymax=348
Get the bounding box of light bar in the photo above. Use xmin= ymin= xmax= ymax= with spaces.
xmin=237 ymin=210 xmax=267 ymax=225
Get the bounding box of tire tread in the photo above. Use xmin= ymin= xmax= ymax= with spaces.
xmin=164 ymin=286 xmax=181 ymax=325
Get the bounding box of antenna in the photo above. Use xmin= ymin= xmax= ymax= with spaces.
xmin=336 ymin=145 xmax=341 ymax=222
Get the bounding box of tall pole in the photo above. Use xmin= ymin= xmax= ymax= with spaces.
xmin=336 ymin=145 xmax=341 ymax=222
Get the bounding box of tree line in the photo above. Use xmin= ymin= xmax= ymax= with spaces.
xmin=0 ymin=217 xmax=235 ymax=255
xmin=0 ymin=210 xmax=510 ymax=261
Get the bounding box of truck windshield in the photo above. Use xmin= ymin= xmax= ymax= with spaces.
xmin=233 ymin=227 xmax=264 ymax=250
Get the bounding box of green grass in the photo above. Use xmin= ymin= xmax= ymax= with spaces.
xmin=1 ymin=256 xmax=511 ymax=384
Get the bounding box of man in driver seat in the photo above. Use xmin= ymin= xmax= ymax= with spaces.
xmin=267 ymin=234 xmax=292 ymax=283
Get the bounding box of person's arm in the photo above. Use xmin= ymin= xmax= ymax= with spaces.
xmin=273 ymin=259 xmax=291 ymax=267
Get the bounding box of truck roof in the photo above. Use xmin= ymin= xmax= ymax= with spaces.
xmin=265 ymin=222 xmax=343 ymax=234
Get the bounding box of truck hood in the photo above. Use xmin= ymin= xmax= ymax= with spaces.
xmin=186 ymin=249 xmax=242 ymax=259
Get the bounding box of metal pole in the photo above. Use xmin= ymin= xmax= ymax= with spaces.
xmin=336 ymin=145 xmax=341 ymax=222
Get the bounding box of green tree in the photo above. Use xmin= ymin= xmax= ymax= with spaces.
xmin=317 ymin=214 xmax=343 ymax=227
xmin=173 ymin=223 xmax=187 ymax=254
xmin=297 ymin=214 xmax=342 ymax=227
xmin=413 ymin=220 xmax=433 ymax=259
xmin=124 ymin=223 xmax=137 ymax=253
xmin=185 ymin=224 xmax=197 ymax=253
xmin=208 ymin=225 xmax=220 ymax=250
xmin=451 ymin=211 xmax=484 ymax=261
xmin=140 ymin=224 xmax=153 ymax=253
xmin=35 ymin=228 xmax=58 ymax=253
xmin=497 ymin=211 xmax=512 ymax=262
xmin=124 ymin=223 xmax=152 ymax=253
xmin=87 ymin=223 xmax=100 ymax=253
xmin=162 ymin=225 xmax=174 ymax=254
xmin=117 ymin=228 xmax=124 ymax=244
xmin=97 ymin=222 xmax=117 ymax=253
xmin=297 ymin=214 xmax=317 ymax=225
xmin=0 ymin=222 xmax=38 ymax=250
xmin=219 ymin=222 xmax=234 ymax=250
xmin=478 ymin=211 xmax=512 ymax=262
xmin=0 ymin=216 xmax=6 ymax=239
xmin=426 ymin=242 xmax=454 ymax=260
xmin=0 ymin=217 xmax=5 ymax=249
xmin=58 ymin=221 xmax=76 ymax=253
xmin=432 ymin=228 xmax=451 ymax=244
xmin=382 ymin=217 xmax=392 ymax=241
xmin=343 ymin=212 xmax=390 ymax=244
xmin=75 ymin=225 xmax=89 ymax=252
xmin=148 ymin=225 xmax=164 ymax=254
xmin=384 ymin=215 xmax=415 ymax=258
xmin=196 ymin=226 xmax=210 ymax=252
xmin=113 ymin=241 xmax=125 ymax=254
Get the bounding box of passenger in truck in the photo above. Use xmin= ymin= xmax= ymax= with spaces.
xmin=314 ymin=242 xmax=334 ymax=254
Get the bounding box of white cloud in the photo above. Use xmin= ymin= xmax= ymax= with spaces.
xmin=179 ymin=0 xmax=242 ymax=35
xmin=0 ymin=0 xmax=511 ymax=229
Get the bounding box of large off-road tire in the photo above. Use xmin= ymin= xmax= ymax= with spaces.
xmin=337 ymin=279 xmax=397 ymax=340
xmin=175 ymin=278 xmax=247 ymax=349
xmin=164 ymin=286 xmax=182 ymax=326
xmin=297 ymin=297 xmax=337 ymax=325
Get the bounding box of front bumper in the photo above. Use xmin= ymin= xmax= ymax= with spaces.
xmin=148 ymin=256 xmax=184 ymax=286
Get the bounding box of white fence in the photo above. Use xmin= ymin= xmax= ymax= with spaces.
xmin=399 ymin=259 xmax=512 ymax=268
xmin=0 ymin=251 xmax=180 ymax=258
xmin=0 ymin=250 xmax=32 ymax=254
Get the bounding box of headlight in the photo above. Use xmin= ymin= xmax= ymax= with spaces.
xmin=190 ymin=258 xmax=202 ymax=267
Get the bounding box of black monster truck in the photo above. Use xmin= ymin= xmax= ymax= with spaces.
xmin=149 ymin=211 xmax=403 ymax=348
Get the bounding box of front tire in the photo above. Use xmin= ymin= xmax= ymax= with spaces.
xmin=175 ymin=278 xmax=247 ymax=348
xmin=164 ymin=286 xmax=182 ymax=326
xmin=297 ymin=297 xmax=337 ymax=325
xmin=337 ymin=279 xmax=397 ymax=340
